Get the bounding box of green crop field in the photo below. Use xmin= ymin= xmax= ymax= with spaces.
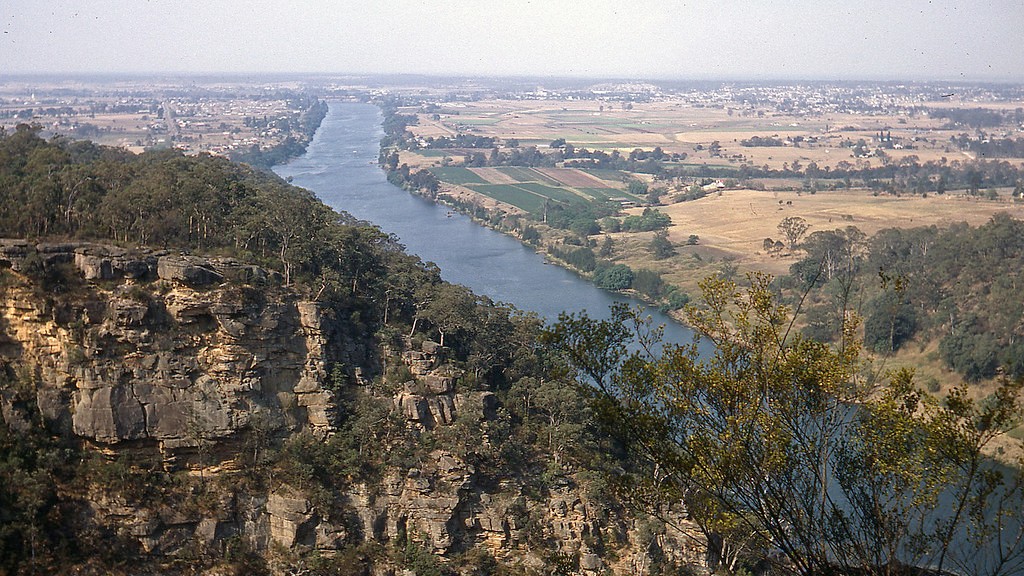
xmin=515 ymin=182 xmax=587 ymax=204
xmin=433 ymin=165 xmax=635 ymax=212
xmin=496 ymin=167 xmax=562 ymax=186
xmin=468 ymin=184 xmax=548 ymax=213
xmin=429 ymin=167 xmax=489 ymax=185
xmin=492 ymin=167 xmax=535 ymax=182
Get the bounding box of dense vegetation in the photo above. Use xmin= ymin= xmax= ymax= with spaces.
xmin=545 ymin=279 xmax=1024 ymax=576
xmin=785 ymin=214 xmax=1024 ymax=382
xmin=229 ymin=98 xmax=328 ymax=168
xmin=0 ymin=125 xmax=639 ymax=575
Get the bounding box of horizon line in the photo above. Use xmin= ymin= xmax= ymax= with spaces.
xmin=2 ymin=71 xmax=1022 ymax=87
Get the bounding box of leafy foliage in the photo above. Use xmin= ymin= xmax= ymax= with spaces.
xmin=593 ymin=263 xmax=634 ymax=291
xmin=545 ymin=275 xmax=1024 ymax=576
xmin=621 ymin=208 xmax=672 ymax=232
xmin=649 ymin=230 xmax=676 ymax=259
xmin=791 ymin=214 xmax=1024 ymax=380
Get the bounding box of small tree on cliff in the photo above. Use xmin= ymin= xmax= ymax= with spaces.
xmin=421 ymin=283 xmax=476 ymax=348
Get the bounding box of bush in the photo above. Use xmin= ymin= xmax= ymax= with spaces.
xmin=632 ymin=269 xmax=664 ymax=298
xmin=660 ymin=288 xmax=691 ymax=312
xmin=649 ymin=230 xmax=675 ymax=259
xmin=621 ymin=208 xmax=671 ymax=232
xmin=940 ymin=330 xmax=1000 ymax=381
xmin=863 ymin=293 xmax=918 ymax=353
xmin=593 ymin=264 xmax=634 ymax=290
xmin=550 ymin=246 xmax=596 ymax=272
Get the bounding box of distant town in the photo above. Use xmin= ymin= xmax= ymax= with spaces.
xmin=2 ymin=76 xmax=1022 ymax=162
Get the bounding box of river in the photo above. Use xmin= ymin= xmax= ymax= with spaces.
xmin=274 ymin=101 xmax=706 ymax=350
xmin=274 ymin=102 xmax=1021 ymax=573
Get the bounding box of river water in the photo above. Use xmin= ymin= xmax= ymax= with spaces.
xmin=274 ymin=102 xmax=1021 ymax=571
xmin=274 ymin=101 xmax=706 ymax=350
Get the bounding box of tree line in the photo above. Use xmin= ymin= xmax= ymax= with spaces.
xmin=0 ymin=122 xmax=709 ymax=574
xmin=544 ymin=279 xmax=1024 ymax=576
xmin=783 ymin=213 xmax=1024 ymax=381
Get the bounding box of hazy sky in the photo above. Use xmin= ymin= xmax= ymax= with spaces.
xmin=2 ymin=0 xmax=1022 ymax=81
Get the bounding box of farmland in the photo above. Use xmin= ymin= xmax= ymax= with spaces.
xmin=427 ymin=165 xmax=644 ymax=215
xmin=384 ymin=82 xmax=1024 ymax=335
xmin=367 ymin=79 xmax=1024 ymax=400
xmin=390 ymin=83 xmax=1024 ymax=267
xmin=402 ymin=85 xmax=1024 ymax=182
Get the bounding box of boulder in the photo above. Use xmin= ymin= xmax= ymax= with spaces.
xmin=580 ymin=552 xmax=603 ymax=571
xmin=268 ymin=492 xmax=314 ymax=548
xmin=157 ymin=256 xmax=224 ymax=286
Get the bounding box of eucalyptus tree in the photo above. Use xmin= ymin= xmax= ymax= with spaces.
xmin=544 ymin=274 xmax=1024 ymax=575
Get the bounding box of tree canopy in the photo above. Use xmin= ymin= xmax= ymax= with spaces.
xmin=544 ymin=274 xmax=1024 ymax=576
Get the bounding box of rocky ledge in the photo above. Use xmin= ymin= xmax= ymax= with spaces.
xmin=0 ymin=240 xmax=705 ymax=575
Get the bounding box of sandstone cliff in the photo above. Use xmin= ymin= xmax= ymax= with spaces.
xmin=0 ymin=241 xmax=705 ymax=575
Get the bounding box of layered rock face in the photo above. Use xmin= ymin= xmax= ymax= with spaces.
xmin=0 ymin=241 xmax=704 ymax=574
xmin=0 ymin=241 xmax=336 ymax=450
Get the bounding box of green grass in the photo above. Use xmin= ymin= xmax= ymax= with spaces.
xmin=497 ymin=167 xmax=562 ymax=186
xmin=468 ymin=184 xmax=548 ymax=213
xmin=515 ymin=182 xmax=587 ymax=204
xmin=416 ymin=149 xmax=452 ymax=158
xmin=581 ymin=169 xmax=626 ymax=183
xmin=430 ymin=167 xmax=489 ymax=185
xmin=580 ymin=187 xmax=634 ymax=202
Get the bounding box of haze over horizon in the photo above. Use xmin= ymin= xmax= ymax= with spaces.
xmin=2 ymin=0 xmax=1023 ymax=83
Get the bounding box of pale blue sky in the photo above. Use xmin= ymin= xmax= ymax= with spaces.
xmin=2 ymin=0 xmax=1022 ymax=81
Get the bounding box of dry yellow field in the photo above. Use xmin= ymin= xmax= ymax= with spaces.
xmin=646 ymin=188 xmax=1024 ymax=276
xmin=409 ymin=96 xmax=1024 ymax=286
xmin=410 ymin=98 xmax=1024 ymax=172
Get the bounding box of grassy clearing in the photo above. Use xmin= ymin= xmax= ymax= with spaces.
xmin=430 ymin=167 xmax=489 ymax=185
xmin=515 ymin=182 xmax=588 ymax=204
xmin=467 ymin=184 xmax=549 ymax=213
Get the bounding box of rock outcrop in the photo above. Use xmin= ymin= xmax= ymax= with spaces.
xmin=0 ymin=240 xmax=706 ymax=575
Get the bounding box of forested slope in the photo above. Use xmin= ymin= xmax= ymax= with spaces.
xmin=786 ymin=213 xmax=1024 ymax=382
xmin=0 ymin=126 xmax=705 ymax=575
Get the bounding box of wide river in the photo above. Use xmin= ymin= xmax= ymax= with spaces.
xmin=275 ymin=103 xmax=1020 ymax=569
xmin=275 ymin=101 xmax=705 ymax=350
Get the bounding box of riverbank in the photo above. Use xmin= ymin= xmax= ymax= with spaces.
xmin=273 ymin=101 xmax=703 ymax=347
xmin=379 ymin=161 xmax=697 ymax=319
xmin=230 ymin=98 xmax=329 ymax=168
